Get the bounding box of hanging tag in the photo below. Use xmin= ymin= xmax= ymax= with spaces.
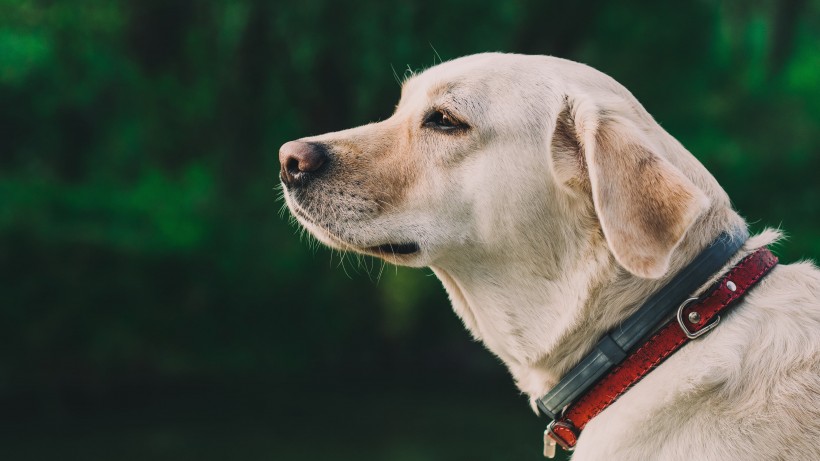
xmin=543 ymin=429 xmax=557 ymax=458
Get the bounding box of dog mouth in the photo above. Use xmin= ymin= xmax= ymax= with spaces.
xmin=289 ymin=203 xmax=421 ymax=257
xmin=366 ymin=242 xmax=420 ymax=256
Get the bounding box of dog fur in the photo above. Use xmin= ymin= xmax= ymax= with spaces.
xmin=280 ymin=53 xmax=820 ymax=460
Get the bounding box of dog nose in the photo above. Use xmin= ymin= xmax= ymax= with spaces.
xmin=279 ymin=141 xmax=329 ymax=187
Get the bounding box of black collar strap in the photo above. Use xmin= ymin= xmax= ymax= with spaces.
xmin=536 ymin=230 xmax=748 ymax=419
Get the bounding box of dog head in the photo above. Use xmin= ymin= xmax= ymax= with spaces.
xmin=280 ymin=53 xmax=721 ymax=279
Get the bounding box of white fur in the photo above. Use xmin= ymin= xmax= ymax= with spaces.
xmin=281 ymin=53 xmax=820 ymax=459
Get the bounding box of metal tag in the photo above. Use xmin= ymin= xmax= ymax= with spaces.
xmin=543 ymin=430 xmax=557 ymax=458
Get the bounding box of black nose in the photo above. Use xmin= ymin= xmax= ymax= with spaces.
xmin=279 ymin=141 xmax=329 ymax=187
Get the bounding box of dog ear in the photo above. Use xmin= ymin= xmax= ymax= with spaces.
xmin=549 ymin=96 xmax=710 ymax=278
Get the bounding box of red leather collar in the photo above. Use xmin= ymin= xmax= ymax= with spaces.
xmin=545 ymin=247 xmax=778 ymax=455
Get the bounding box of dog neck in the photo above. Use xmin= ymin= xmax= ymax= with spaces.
xmin=430 ymin=205 xmax=747 ymax=404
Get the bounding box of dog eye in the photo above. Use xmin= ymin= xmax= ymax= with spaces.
xmin=423 ymin=110 xmax=465 ymax=132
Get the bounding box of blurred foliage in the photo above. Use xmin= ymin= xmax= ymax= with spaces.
xmin=0 ymin=2 xmax=818 ymax=457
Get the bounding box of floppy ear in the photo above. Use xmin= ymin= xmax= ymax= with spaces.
xmin=549 ymin=96 xmax=710 ymax=279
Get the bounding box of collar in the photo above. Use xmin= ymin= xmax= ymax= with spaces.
xmin=538 ymin=231 xmax=779 ymax=457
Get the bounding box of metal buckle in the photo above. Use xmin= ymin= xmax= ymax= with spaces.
xmin=545 ymin=419 xmax=577 ymax=452
xmin=676 ymin=297 xmax=720 ymax=339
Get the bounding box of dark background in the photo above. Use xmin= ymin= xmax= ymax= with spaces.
xmin=2 ymin=1 xmax=819 ymax=460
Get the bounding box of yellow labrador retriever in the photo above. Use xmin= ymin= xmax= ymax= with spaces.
xmin=279 ymin=53 xmax=820 ymax=460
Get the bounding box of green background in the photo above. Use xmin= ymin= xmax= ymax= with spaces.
xmin=2 ymin=1 xmax=819 ymax=460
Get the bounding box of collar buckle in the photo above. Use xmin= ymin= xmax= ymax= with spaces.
xmin=544 ymin=419 xmax=578 ymax=457
xmin=676 ymin=296 xmax=721 ymax=339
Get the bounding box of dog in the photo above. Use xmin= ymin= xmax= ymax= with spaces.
xmin=279 ymin=53 xmax=820 ymax=460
